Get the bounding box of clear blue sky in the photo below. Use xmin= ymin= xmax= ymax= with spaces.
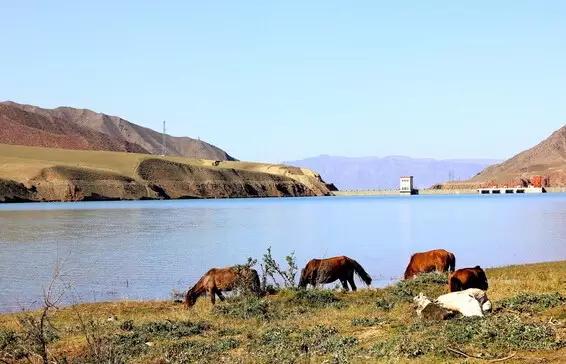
xmin=1 ymin=1 xmax=565 ymax=162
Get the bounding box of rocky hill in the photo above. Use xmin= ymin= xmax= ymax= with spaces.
xmin=442 ymin=124 xmax=566 ymax=188
xmin=0 ymin=144 xmax=334 ymax=202
xmin=0 ymin=101 xmax=234 ymax=160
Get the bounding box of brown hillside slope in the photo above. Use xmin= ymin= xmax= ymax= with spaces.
xmin=0 ymin=103 xmax=147 ymax=153
xmin=442 ymin=124 xmax=566 ymax=188
xmin=0 ymin=101 xmax=235 ymax=160
xmin=0 ymin=144 xmax=334 ymax=202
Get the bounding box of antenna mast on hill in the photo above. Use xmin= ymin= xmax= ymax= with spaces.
xmin=161 ymin=120 xmax=167 ymax=156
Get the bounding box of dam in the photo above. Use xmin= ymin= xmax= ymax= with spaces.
xmin=477 ymin=187 xmax=545 ymax=194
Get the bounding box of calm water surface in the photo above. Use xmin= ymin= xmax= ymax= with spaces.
xmin=1 ymin=194 xmax=565 ymax=312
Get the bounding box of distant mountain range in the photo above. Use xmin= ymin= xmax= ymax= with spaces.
xmin=460 ymin=124 xmax=566 ymax=188
xmin=285 ymin=155 xmax=500 ymax=190
xmin=0 ymin=101 xmax=235 ymax=161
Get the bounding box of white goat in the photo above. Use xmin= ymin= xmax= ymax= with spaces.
xmin=415 ymin=288 xmax=492 ymax=318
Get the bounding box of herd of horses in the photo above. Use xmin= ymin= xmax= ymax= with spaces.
xmin=184 ymin=248 xmax=488 ymax=308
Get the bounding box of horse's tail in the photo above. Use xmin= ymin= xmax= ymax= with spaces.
xmin=449 ymin=274 xmax=461 ymax=292
xmin=298 ymin=268 xmax=308 ymax=288
xmin=249 ymin=269 xmax=262 ymax=296
xmin=349 ymin=258 xmax=372 ymax=286
xmin=448 ymin=253 xmax=456 ymax=272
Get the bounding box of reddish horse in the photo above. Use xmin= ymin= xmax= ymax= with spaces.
xmin=298 ymin=256 xmax=372 ymax=291
xmin=404 ymin=249 xmax=455 ymax=279
xmin=449 ymin=266 xmax=488 ymax=292
xmin=185 ymin=266 xmax=261 ymax=308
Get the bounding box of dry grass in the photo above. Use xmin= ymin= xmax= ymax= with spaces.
xmin=1 ymin=261 xmax=564 ymax=363
xmin=0 ymin=143 xmax=279 ymax=182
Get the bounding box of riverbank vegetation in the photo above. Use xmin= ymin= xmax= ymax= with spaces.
xmin=0 ymin=261 xmax=564 ymax=363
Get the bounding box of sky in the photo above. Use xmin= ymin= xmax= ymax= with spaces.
xmin=1 ymin=1 xmax=565 ymax=162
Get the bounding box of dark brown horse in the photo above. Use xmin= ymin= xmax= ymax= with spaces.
xmin=185 ymin=266 xmax=261 ymax=308
xmin=449 ymin=266 xmax=488 ymax=292
xmin=404 ymin=249 xmax=455 ymax=279
xmin=298 ymin=256 xmax=372 ymax=291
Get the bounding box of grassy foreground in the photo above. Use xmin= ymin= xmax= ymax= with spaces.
xmin=1 ymin=261 xmax=564 ymax=363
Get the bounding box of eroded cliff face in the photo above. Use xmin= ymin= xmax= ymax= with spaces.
xmin=136 ymin=159 xmax=318 ymax=199
xmin=0 ymin=154 xmax=334 ymax=202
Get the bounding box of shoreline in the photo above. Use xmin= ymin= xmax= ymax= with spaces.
xmin=1 ymin=260 xmax=564 ymax=363
xmin=3 ymin=187 xmax=566 ymax=205
xmin=0 ymin=260 xmax=563 ymax=315
xmin=335 ymin=186 xmax=566 ymax=196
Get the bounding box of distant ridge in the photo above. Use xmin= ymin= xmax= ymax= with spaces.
xmin=285 ymin=155 xmax=499 ymax=190
xmin=459 ymin=124 xmax=566 ymax=188
xmin=0 ymin=101 xmax=235 ymax=161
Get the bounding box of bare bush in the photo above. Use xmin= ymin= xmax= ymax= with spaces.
xmin=260 ymin=247 xmax=298 ymax=289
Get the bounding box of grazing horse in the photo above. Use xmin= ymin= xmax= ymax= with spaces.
xmin=449 ymin=266 xmax=488 ymax=292
xmin=185 ymin=267 xmax=261 ymax=308
xmin=404 ymin=249 xmax=455 ymax=279
xmin=298 ymin=256 xmax=372 ymax=291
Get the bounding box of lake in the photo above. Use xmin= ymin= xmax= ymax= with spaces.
xmin=1 ymin=194 xmax=565 ymax=312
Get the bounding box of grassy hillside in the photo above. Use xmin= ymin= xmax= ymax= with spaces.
xmin=0 ymin=144 xmax=333 ymax=201
xmin=1 ymin=261 xmax=564 ymax=363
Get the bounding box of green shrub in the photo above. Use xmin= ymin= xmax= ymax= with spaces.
xmin=214 ymin=296 xmax=271 ymax=320
xmin=110 ymin=332 xmax=148 ymax=358
xmin=162 ymin=338 xmax=240 ymax=364
xmin=291 ymin=289 xmax=342 ymax=308
xmin=368 ymin=313 xmax=559 ymax=359
xmin=385 ymin=272 xmax=448 ymax=303
xmin=300 ymin=325 xmax=358 ymax=359
xmin=370 ymin=335 xmax=440 ymax=358
xmin=351 ymin=317 xmax=385 ymax=327
xmin=119 ymin=319 xmax=134 ymax=331
xmin=252 ymin=325 xmax=358 ymax=363
xmin=375 ymin=297 xmax=395 ymax=311
xmin=498 ymin=293 xmax=565 ymax=313
xmin=0 ymin=328 xmax=27 ymax=360
xmin=444 ymin=315 xmax=558 ymax=350
xmin=138 ymin=320 xmax=209 ymax=338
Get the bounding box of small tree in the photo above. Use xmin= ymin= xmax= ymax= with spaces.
xmin=16 ymin=261 xmax=66 ymax=364
xmin=260 ymin=247 xmax=298 ymax=288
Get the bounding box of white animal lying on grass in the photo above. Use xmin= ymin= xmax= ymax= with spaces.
xmin=414 ymin=288 xmax=492 ymax=318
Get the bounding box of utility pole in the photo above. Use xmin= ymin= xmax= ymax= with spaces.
xmin=161 ymin=120 xmax=167 ymax=156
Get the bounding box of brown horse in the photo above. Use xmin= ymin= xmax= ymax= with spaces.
xmin=185 ymin=266 xmax=261 ymax=308
xmin=404 ymin=249 xmax=455 ymax=279
xmin=298 ymin=256 xmax=372 ymax=291
xmin=449 ymin=266 xmax=488 ymax=292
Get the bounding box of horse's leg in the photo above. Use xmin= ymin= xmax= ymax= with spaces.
xmin=348 ymin=276 xmax=357 ymax=292
xmin=340 ymin=279 xmax=349 ymax=291
xmin=208 ymin=287 xmax=216 ymax=305
xmin=216 ymin=289 xmax=226 ymax=302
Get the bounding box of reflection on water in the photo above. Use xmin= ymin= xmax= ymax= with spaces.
xmin=1 ymin=194 xmax=565 ymax=312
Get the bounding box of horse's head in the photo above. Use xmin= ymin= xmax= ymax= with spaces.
xmin=403 ymin=266 xmax=414 ymax=280
xmin=184 ymin=289 xmax=197 ymax=308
